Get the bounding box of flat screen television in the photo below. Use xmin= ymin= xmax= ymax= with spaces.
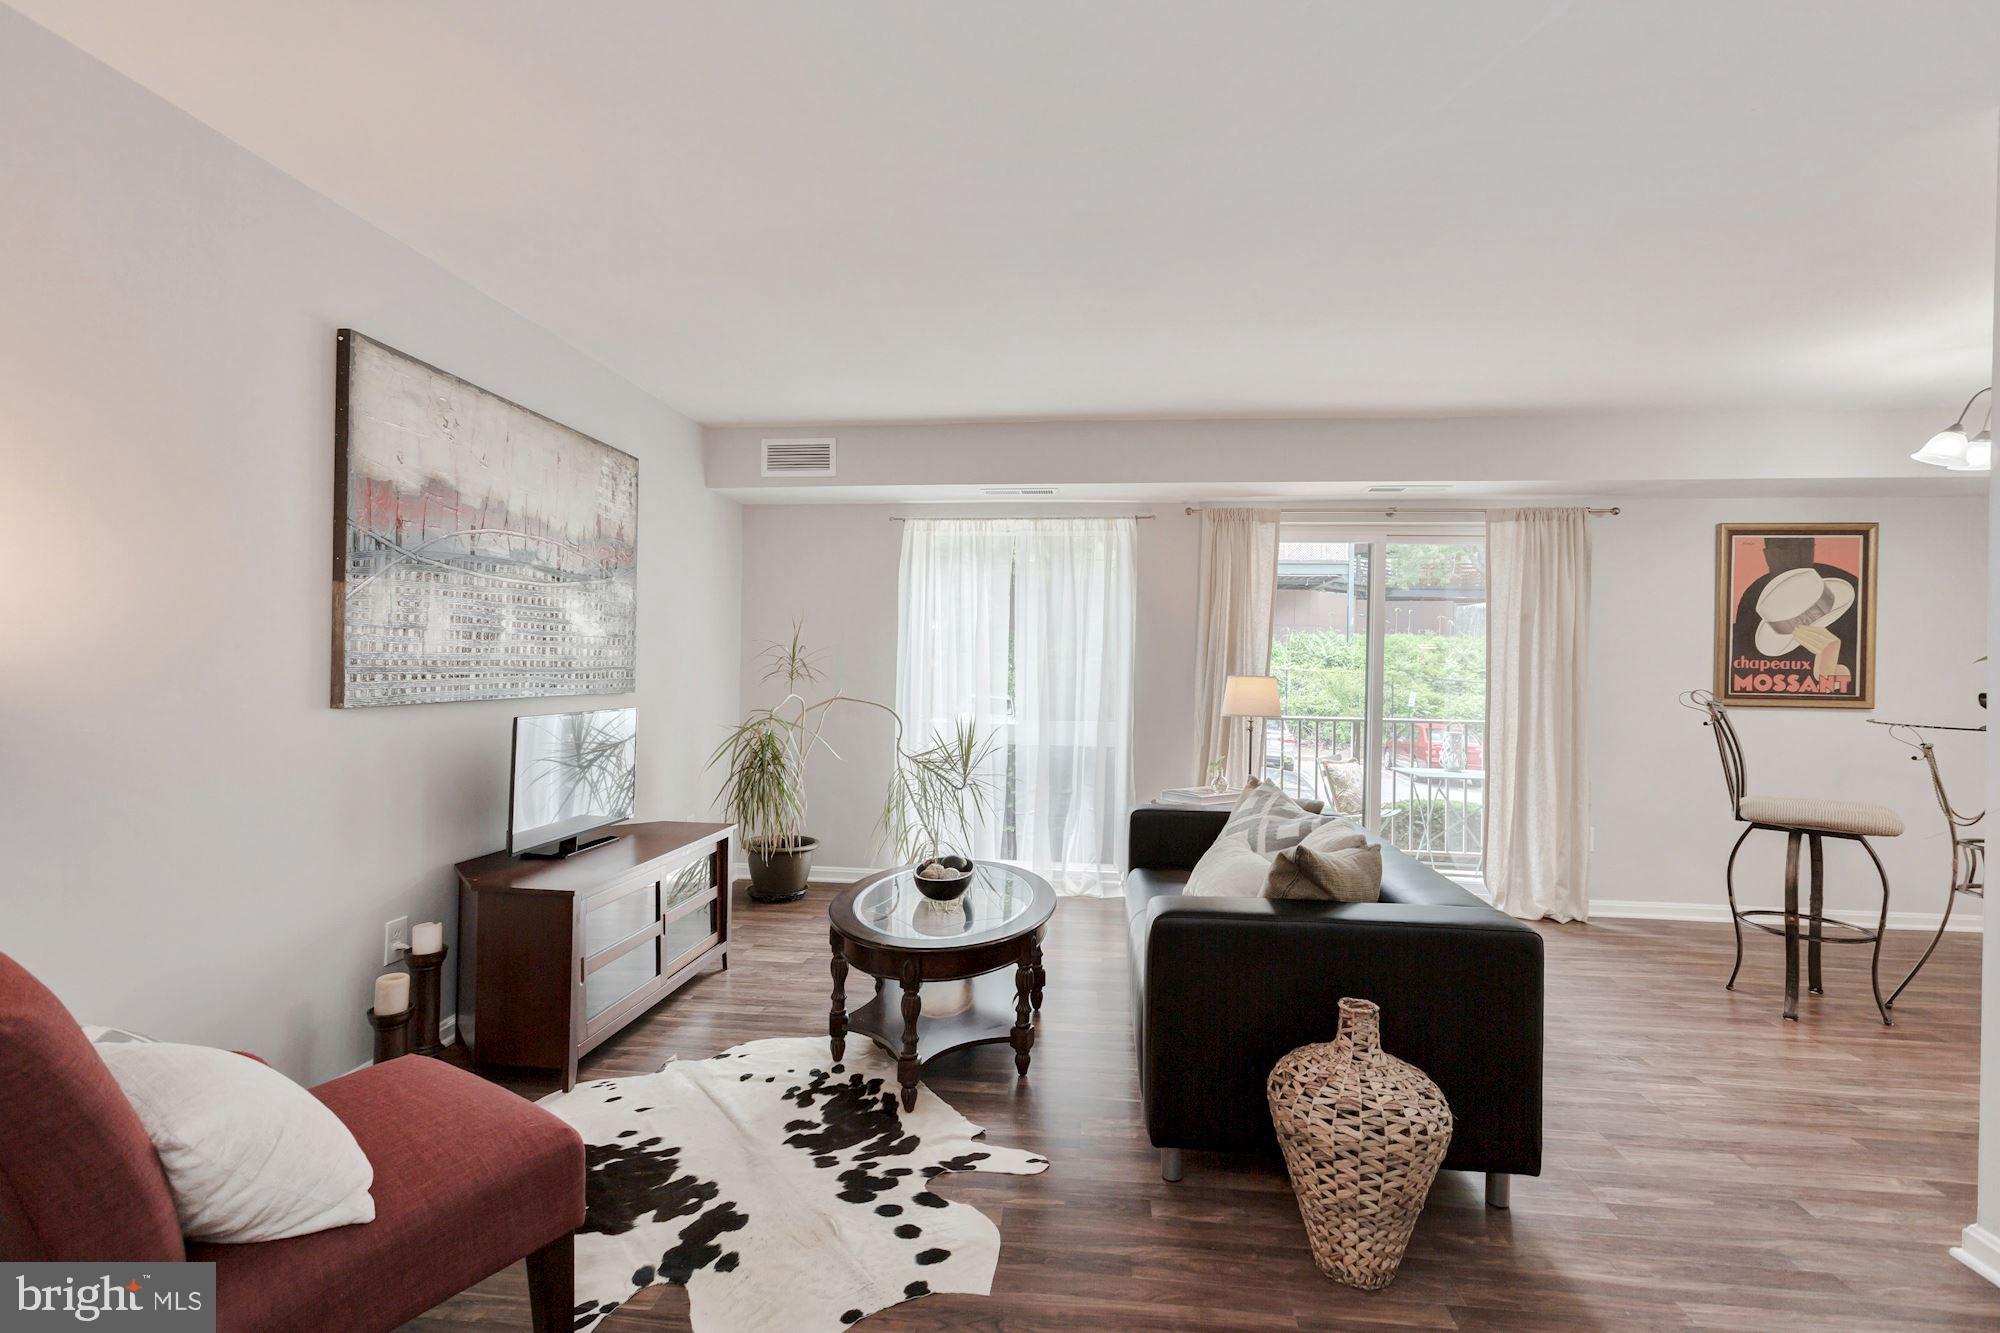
xmin=508 ymin=707 xmax=637 ymax=858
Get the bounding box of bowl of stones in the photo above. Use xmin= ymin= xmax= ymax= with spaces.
xmin=912 ymin=855 xmax=975 ymax=902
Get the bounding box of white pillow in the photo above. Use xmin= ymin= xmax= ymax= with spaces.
xmin=82 ymin=1022 xmax=158 ymax=1045
xmin=1184 ymin=811 xmax=1369 ymax=898
xmin=1183 ymin=833 xmax=1274 ymax=897
xmin=98 ymin=1042 xmax=376 ymax=1243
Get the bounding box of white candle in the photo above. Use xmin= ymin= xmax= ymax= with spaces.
xmin=374 ymin=972 xmax=410 ymax=1016
xmin=411 ymin=921 xmax=444 ymax=955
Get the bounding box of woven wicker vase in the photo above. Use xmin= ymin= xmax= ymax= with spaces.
xmin=1267 ymin=997 xmax=1454 ymax=1290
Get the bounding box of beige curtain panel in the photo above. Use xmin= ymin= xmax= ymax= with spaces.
xmin=1192 ymin=509 xmax=1280 ymax=787
xmin=1485 ymin=507 xmax=1592 ymax=922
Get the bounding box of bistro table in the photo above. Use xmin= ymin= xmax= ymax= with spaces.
xmin=1385 ymin=763 xmax=1486 ymax=863
xmin=828 ymin=862 xmax=1056 ymax=1111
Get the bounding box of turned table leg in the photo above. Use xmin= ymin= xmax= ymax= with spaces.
xmin=1011 ymin=947 xmax=1036 ymax=1077
xmin=897 ymin=961 xmax=922 ymax=1112
xmin=1029 ymin=941 xmax=1045 ymax=1013
xmin=828 ymin=928 xmax=848 ymax=1063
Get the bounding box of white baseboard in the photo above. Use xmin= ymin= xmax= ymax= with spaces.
xmin=343 ymin=1011 xmax=459 ymax=1077
xmin=1590 ymin=898 xmax=1981 ymax=933
xmin=1952 ymin=1222 xmax=2000 ymax=1289
xmin=803 ymin=864 xmax=881 ymax=884
xmin=732 ymin=861 xmax=886 ymax=885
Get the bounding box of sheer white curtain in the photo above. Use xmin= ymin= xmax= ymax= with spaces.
xmin=896 ymin=520 xmax=1015 ymax=867
xmin=1192 ymin=509 xmax=1280 ymax=787
xmin=897 ymin=518 xmax=1137 ymax=894
xmin=1014 ymin=519 xmax=1137 ymax=889
xmin=1485 ymin=507 xmax=1592 ymax=922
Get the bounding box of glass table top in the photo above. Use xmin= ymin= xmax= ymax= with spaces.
xmin=844 ymin=862 xmax=1052 ymax=947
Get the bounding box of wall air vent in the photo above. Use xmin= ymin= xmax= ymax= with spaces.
xmin=980 ymin=487 xmax=1058 ymax=496
xmin=1366 ymin=484 xmax=1450 ymax=493
xmin=761 ymin=437 xmax=836 ymax=477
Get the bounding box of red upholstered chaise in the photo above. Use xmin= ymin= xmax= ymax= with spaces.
xmin=0 ymin=952 xmax=584 ymax=1332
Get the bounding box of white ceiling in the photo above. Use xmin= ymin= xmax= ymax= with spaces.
xmin=12 ymin=0 xmax=1998 ymax=424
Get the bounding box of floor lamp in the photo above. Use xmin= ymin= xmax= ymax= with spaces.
xmin=1221 ymin=675 xmax=1281 ymax=789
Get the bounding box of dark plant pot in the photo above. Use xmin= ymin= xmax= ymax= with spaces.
xmin=913 ymin=854 xmax=974 ymax=902
xmin=747 ymin=835 xmax=818 ymax=904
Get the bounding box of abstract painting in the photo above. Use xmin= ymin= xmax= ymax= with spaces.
xmin=333 ymin=330 xmax=638 ymax=707
xmin=1714 ymin=522 xmax=1876 ymax=709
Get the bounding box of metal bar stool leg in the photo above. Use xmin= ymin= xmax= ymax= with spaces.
xmin=1859 ymin=837 xmax=1893 ymax=1027
xmin=1782 ymin=831 xmax=1802 ymax=1022
xmin=1807 ymin=834 xmax=1825 ymax=996
xmin=1724 ymin=826 xmax=1753 ymax=991
xmin=1887 ymin=840 xmax=1960 ymax=1010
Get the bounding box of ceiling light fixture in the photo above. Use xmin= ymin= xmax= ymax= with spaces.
xmin=1912 ymin=387 xmax=1992 ymax=470
xmin=1955 ymin=427 xmax=1993 ymax=473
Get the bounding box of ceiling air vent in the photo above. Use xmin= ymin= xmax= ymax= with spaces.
xmin=1366 ymin=484 xmax=1449 ymax=493
xmin=980 ymin=487 xmax=1058 ymax=497
xmin=761 ymin=437 xmax=836 ymax=478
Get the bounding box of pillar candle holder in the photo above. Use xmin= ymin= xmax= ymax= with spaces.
xmin=368 ymin=1007 xmax=412 ymax=1064
xmin=407 ymin=945 xmax=449 ymax=1056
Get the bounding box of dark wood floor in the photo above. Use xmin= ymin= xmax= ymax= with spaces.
xmin=409 ymin=884 xmax=1996 ymax=1331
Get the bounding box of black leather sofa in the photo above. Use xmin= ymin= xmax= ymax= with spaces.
xmin=1125 ymin=805 xmax=1543 ymax=1205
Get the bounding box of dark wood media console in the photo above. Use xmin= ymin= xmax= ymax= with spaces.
xmin=455 ymin=821 xmax=733 ymax=1090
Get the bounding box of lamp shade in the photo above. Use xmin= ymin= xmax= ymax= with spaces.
xmin=1952 ymin=430 xmax=1992 ymax=472
xmin=1912 ymin=427 xmax=1970 ymax=467
xmin=1221 ymin=674 xmax=1282 ymax=718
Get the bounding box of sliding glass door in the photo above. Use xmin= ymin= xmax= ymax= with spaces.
xmin=1266 ymin=526 xmax=1488 ymax=879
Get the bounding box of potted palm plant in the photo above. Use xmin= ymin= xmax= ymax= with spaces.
xmin=711 ymin=625 xmax=828 ymax=902
xmin=711 ymin=712 xmax=816 ymax=902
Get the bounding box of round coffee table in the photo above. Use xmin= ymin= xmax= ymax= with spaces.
xmin=828 ymin=862 xmax=1056 ymax=1111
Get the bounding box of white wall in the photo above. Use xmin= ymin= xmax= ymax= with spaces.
xmin=1953 ymin=173 xmax=2000 ymax=1289
xmin=738 ymin=505 xmax=1200 ymax=870
xmin=1589 ymin=497 xmax=1986 ymax=922
xmin=0 ymin=11 xmax=741 ymax=1083
xmin=740 ymin=494 xmax=1986 ymax=926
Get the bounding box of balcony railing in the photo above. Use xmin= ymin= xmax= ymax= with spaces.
xmin=1260 ymin=714 xmax=1486 ymax=875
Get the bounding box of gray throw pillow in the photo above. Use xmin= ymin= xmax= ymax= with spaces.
xmin=1264 ymin=840 xmax=1383 ymax=902
xmin=1215 ymin=778 xmax=1323 ymax=854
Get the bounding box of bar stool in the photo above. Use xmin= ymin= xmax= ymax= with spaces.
xmin=1873 ymin=722 xmax=1984 ymax=1009
xmin=1682 ymin=690 xmax=1902 ymax=1025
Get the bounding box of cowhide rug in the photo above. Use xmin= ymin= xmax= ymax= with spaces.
xmin=540 ymin=1036 xmax=1047 ymax=1332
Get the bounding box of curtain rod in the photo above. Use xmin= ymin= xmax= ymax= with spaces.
xmin=1182 ymin=505 xmax=1620 ymax=518
xmin=889 ymin=514 xmax=1155 ymax=522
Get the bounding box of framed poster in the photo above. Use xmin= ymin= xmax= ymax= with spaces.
xmin=333 ymin=330 xmax=638 ymax=707
xmin=1714 ymin=522 xmax=1876 ymax=709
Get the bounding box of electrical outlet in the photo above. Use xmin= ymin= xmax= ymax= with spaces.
xmin=383 ymin=916 xmax=409 ymax=966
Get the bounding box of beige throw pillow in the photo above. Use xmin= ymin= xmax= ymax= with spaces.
xmin=1264 ymin=839 xmax=1383 ymax=902
xmin=1292 ymin=821 xmax=1366 ymax=855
